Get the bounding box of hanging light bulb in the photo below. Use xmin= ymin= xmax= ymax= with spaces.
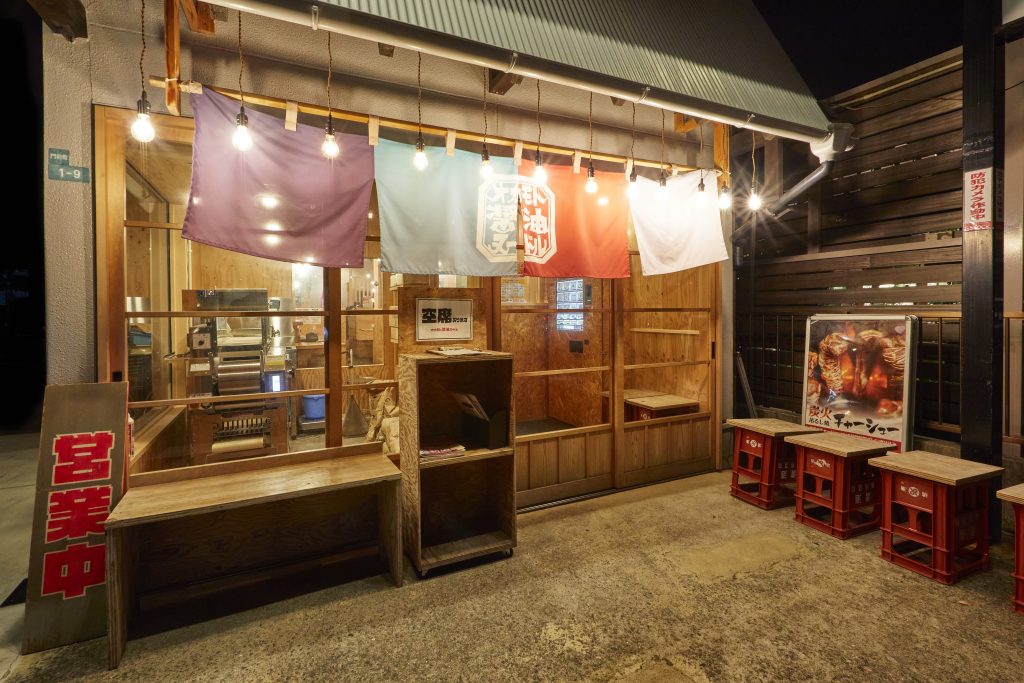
xmin=232 ymin=14 xmax=253 ymax=151
xmin=718 ymin=185 xmax=732 ymax=210
xmin=479 ymin=145 xmax=493 ymax=178
xmin=748 ymin=190 xmax=763 ymax=211
xmin=414 ymin=135 xmax=428 ymax=170
xmin=130 ymin=91 xmax=155 ymax=143
xmin=321 ymin=116 xmax=340 ymax=159
xmin=532 ymin=79 xmax=546 ymax=185
xmin=532 ymin=149 xmax=547 ymax=185
xmin=747 ymin=128 xmax=761 ymax=210
xmin=584 ymin=161 xmax=598 ymax=194
xmin=233 ymin=106 xmax=253 ymax=151
xmin=693 ymin=171 xmax=708 ymax=207
xmin=479 ymin=68 xmax=493 ymax=179
xmin=583 ymin=93 xmax=598 ymax=194
xmin=131 ymin=0 xmax=155 ymax=142
xmin=626 ymin=164 xmax=639 ymax=199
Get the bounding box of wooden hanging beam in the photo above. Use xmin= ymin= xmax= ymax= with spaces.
xmin=487 ymin=67 xmax=523 ymax=95
xmin=180 ymin=0 xmax=215 ymax=35
xmin=27 ymin=0 xmax=87 ymax=41
xmin=673 ymin=113 xmax=701 ymax=134
xmin=149 ymin=77 xmax=709 ymax=174
xmin=164 ymin=0 xmax=181 ymax=115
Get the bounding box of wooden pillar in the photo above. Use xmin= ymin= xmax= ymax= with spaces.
xmin=611 ymin=279 xmax=625 ymax=488
xmin=324 ymin=268 xmax=344 ymax=447
xmin=961 ymin=0 xmax=1005 ymax=541
xmin=164 ymin=0 xmax=181 ymax=116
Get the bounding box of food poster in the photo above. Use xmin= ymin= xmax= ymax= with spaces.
xmin=802 ymin=315 xmax=916 ymax=450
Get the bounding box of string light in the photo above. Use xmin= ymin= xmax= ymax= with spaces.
xmin=130 ymin=0 xmax=155 ymax=143
xmin=748 ymin=129 xmax=762 ymax=210
xmin=480 ymin=67 xmax=492 ymax=178
xmin=532 ymin=79 xmax=547 ymax=184
xmin=413 ymin=52 xmax=428 ymax=170
xmin=693 ymin=123 xmax=708 ymax=207
xmin=584 ymin=92 xmax=598 ymax=194
xmin=321 ymin=32 xmax=340 ymax=159
xmin=232 ymin=12 xmax=253 ymax=151
xmin=719 ymin=185 xmax=732 ymax=210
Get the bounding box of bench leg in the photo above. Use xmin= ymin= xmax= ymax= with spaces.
xmin=106 ymin=527 xmax=127 ymax=669
xmin=378 ymin=481 xmax=403 ymax=587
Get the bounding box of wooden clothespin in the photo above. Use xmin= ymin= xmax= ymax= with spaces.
xmin=572 ymin=150 xmax=582 ymax=174
xmin=513 ymin=140 xmax=523 ymax=167
xmin=284 ymin=101 xmax=298 ymax=132
xmin=445 ymin=129 xmax=456 ymax=156
xmin=368 ymin=116 xmax=380 ymax=146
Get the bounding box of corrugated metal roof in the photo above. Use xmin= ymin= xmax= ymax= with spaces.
xmin=318 ymin=0 xmax=830 ymax=135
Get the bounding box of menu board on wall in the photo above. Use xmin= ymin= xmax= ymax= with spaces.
xmin=22 ymin=382 xmax=128 ymax=653
xmin=802 ymin=315 xmax=916 ymax=451
xmin=415 ymin=298 xmax=474 ymax=342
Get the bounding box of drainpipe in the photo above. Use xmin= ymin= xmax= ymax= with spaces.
xmin=766 ymin=121 xmax=856 ymax=218
xmin=204 ymin=0 xmax=835 ymax=147
xmin=765 ymin=160 xmax=832 ymax=218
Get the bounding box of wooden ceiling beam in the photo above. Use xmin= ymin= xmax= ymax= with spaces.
xmin=674 ymin=112 xmax=701 ymax=134
xmin=27 ymin=0 xmax=87 ymax=41
xmin=164 ymin=0 xmax=181 ymax=115
xmin=487 ymin=67 xmax=523 ymax=95
xmin=180 ymin=0 xmax=215 ymax=35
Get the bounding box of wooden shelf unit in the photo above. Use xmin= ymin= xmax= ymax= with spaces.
xmin=399 ymin=352 xmax=517 ymax=575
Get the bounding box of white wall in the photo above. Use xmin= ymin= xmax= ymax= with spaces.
xmin=43 ymin=3 xmax=726 ymax=388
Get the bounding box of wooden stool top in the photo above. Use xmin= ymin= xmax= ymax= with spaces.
xmin=996 ymin=483 xmax=1024 ymax=505
xmin=629 ymin=394 xmax=700 ymax=411
xmin=869 ymin=451 xmax=1004 ymax=486
xmin=783 ymin=431 xmax=891 ymax=457
xmin=727 ymin=418 xmax=820 ymax=438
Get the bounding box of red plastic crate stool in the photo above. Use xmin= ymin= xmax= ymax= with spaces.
xmin=870 ymin=451 xmax=1003 ymax=585
xmin=996 ymin=483 xmax=1024 ymax=611
xmin=727 ymin=418 xmax=819 ymax=509
xmin=785 ymin=432 xmax=891 ymax=539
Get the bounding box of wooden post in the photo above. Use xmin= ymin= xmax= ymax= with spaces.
xmin=806 ymin=150 xmax=822 ymax=254
xmin=164 ymin=0 xmax=181 ymax=116
xmin=713 ymin=123 xmax=730 ymax=468
xmin=324 ymin=269 xmax=344 ymax=448
xmin=611 ymin=280 xmax=625 ymax=487
xmin=961 ymin=0 xmax=1005 ymax=541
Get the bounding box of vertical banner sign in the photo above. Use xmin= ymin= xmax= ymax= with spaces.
xmin=963 ymin=167 xmax=1003 ymax=231
xmin=23 ymin=383 xmax=128 ymax=654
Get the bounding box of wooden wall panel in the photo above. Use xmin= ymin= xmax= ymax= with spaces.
xmin=586 ymin=430 xmax=612 ymax=476
xmin=125 ymin=227 xmax=151 ymax=299
xmin=503 ymin=312 xmax=548 ymax=422
xmin=515 ymin=443 xmax=530 ymax=491
xmin=558 ymin=434 xmax=587 ymax=483
xmin=528 ymin=439 xmax=559 ymax=488
xmin=191 ymin=243 xmax=293 ymax=299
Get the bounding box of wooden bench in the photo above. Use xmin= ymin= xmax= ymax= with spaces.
xmin=727 ymin=418 xmax=820 ymax=509
xmin=784 ymin=432 xmax=891 ymax=538
xmin=871 ymin=451 xmax=1003 ymax=584
xmin=105 ymin=446 xmax=402 ymax=669
xmin=996 ymin=483 xmax=1024 ymax=613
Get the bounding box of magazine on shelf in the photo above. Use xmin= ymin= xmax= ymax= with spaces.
xmin=419 ymin=444 xmax=467 ymax=461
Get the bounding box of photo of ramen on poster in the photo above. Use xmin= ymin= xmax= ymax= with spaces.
xmin=802 ymin=315 xmax=917 ymax=450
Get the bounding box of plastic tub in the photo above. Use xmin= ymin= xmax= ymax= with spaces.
xmin=302 ymin=394 xmax=326 ymax=420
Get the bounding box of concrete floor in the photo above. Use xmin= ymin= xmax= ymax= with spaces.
xmin=5 ymin=471 xmax=1024 ymax=682
xmin=0 ymin=433 xmax=38 ymax=682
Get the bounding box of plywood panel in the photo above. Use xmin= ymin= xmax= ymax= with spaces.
xmin=669 ymin=421 xmax=694 ymax=463
xmin=528 ymin=439 xmax=559 ymax=488
xmin=558 ymin=434 xmax=587 ymax=483
xmin=503 ymin=311 xmax=548 ymax=422
xmin=398 ymin=287 xmax=489 ymax=354
xmin=624 ymin=256 xmax=716 ymax=310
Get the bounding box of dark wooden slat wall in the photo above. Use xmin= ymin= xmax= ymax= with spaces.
xmin=733 ymin=52 xmax=964 ymax=434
